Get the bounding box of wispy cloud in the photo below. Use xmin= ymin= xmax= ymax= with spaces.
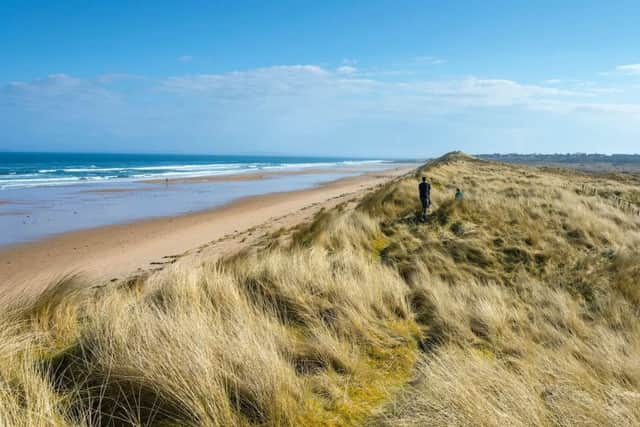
xmin=601 ymin=63 xmax=640 ymax=76
xmin=5 ymin=66 xmax=634 ymax=118
xmin=178 ymin=55 xmax=193 ymax=63
xmin=336 ymin=65 xmax=357 ymax=75
xmin=162 ymin=65 xmax=331 ymax=98
xmin=2 ymin=74 xmax=120 ymax=109
xmin=541 ymin=79 xmax=619 ymax=95
xmin=615 ymin=64 xmax=640 ymax=75
xmin=3 ymin=64 xmax=640 ymax=154
xmin=159 ymin=66 xmax=596 ymax=114
xmin=414 ymin=56 xmax=446 ymax=65
xmin=95 ymin=73 xmax=142 ymax=83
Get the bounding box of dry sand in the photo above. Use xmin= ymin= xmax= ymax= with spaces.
xmin=0 ymin=167 xmax=414 ymax=295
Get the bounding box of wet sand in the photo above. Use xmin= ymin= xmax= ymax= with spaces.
xmin=141 ymin=167 xmax=384 ymax=184
xmin=80 ymin=187 xmax=156 ymax=193
xmin=0 ymin=166 xmax=414 ymax=295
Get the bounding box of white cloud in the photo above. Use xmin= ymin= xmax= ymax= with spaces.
xmin=4 ymin=64 xmax=640 ymax=148
xmin=178 ymin=55 xmax=193 ymax=63
xmin=336 ymin=65 xmax=357 ymax=75
xmin=615 ymin=64 xmax=640 ymax=75
xmin=4 ymin=64 xmax=640 ymax=154
xmin=2 ymin=74 xmax=119 ymax=107
xmin=95 ymin=73 xmax=141 ymax=83
xmin=415 ymin=56 xmax=445 ymax=65
xmin=407 ymin=77 xmax=580 ymax=100
xmin=601 ymin=63 xmax=640 ymax=76
xmin=156 ymin=65 xmax=638 ymax=117
xmin=531 ymin=100 xmax=640 ymax=115
xmin=162 ymin=65 xmax=331 ymax=97
xmin=4 ymin=67 xmax=632 ymax=118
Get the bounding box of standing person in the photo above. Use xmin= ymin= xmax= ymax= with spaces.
xmin=455 ymin=188 xmax=464 ymax=199
xmin=419 ymin=177 xmax=431 ymax=220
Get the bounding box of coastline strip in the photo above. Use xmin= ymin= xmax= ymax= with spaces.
xmin=0 ymin=166 xmax=414 ymax=295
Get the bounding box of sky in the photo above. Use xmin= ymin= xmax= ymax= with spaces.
xmin=1 ymin=0 xmax=640 ymax=158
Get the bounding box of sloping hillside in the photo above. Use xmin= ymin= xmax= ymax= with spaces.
xmin=1 ymin=153 xmax=639 ymax=426
xmin=365 ymin=153 xmax=640 ymax=426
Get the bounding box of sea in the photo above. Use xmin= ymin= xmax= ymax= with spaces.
xmin=0 ymin=152 xmax=406 ymax=245
xmin=0 ymin=152 xmax=390 ymax=190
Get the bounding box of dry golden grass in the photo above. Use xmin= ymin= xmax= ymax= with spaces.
xmin=1 ymin=152 xmax=639 ymax=426
xmin=0 ymin=211 xmax=417 ymax=426
xmin=365 ymin=153 xmax=640 ymax=426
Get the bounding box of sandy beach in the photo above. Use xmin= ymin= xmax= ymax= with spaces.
xmin=0 ymin=166 xmax=414 ymax=295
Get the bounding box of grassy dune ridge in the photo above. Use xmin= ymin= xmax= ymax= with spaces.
xmin=367 ymin=154 xmax=640 ymax=426
xmin=1 ymin=152 xmax=640 ymax=426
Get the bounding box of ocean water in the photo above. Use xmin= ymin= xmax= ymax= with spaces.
xmin=0 ymin=152 xmax=389 ymax=190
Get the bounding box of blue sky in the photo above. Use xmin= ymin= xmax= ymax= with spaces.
xmin=1 ymin=1 xmax=640 ymax=157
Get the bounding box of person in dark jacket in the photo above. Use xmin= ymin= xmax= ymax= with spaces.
xmin=419 ymin=177 xmax=431 ymax=220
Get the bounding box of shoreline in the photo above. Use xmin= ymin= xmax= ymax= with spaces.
xmin=0 ymin=166 xmax=414 ymax=295
xmin=140 ymin=165 xmax=394 ymax=184
xmin=1 ymin=164 xmax=420 ymax=246
xmin=72 ymin=165 xmax=404 ymax=193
